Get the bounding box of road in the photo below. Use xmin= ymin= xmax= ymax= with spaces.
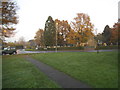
xmin=17 ymin=49 xmax=118 ymax=54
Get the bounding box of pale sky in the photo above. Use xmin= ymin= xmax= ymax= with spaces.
xmin=6 ymin=0 xmax=119 ymax=42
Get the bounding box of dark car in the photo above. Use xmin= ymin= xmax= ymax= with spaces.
xmin=2 ymin=47 xmax=17 ymax=55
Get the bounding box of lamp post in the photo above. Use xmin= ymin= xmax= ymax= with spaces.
xmin=56 ymin=23 xmax=58 ymax=52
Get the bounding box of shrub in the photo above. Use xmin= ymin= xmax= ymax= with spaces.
xmin=57 ymin=46 xmax=84 ymax=50
xmin=95 ymin=45 xmax=118 ymax=50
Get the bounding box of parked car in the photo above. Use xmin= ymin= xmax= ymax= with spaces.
xmin=2 ymin=47 xmax=17 ymax=55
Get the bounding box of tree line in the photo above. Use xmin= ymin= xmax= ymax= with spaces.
xmin=95 ymin=22 xmax=120 ymax=45
xmin=34 ymin=13 xmax=95 ymax=48
xmin=1 ymin=0 xmax=119 ymax=48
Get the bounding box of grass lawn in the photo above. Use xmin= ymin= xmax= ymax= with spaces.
xmin=31 ymin=51 xmax=118 ymax=88
xmin=2 ymin=55 xmax=60 ymax=88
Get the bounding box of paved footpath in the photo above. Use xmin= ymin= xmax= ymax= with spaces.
xmin=24 ymin=55 xmax=91 ymax=88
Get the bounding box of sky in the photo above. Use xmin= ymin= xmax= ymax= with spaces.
xmin=6 ymin=0 xmax=119 ymax=42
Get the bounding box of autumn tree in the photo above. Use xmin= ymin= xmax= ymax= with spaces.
xmin=44 ymin=16 xmax=56 ymax=47
xmin=55 ymin=19 xmax=71 ymax=46
xmin=66 ymin=29 xmax=80 ymax=46
xmin=110 ymin=23 xmax=120 ymax=45
xmin=34 ymin=29 xmax=44 ymax=47
xmin=1 ymin=0 xmax=19 ymax=38
xmin=118 ymin=23 xmax=120 ymax=45
xmin=71 ymin=13 xmax=94 ymax=45
xmin=6 ymin=42 xmax=15 ymax=47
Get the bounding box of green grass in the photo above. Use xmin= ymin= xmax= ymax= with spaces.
xmin=31 ymin=51 xmax=118 ymax=88
xmin=2 ymin=55 xmax=60 ymax=88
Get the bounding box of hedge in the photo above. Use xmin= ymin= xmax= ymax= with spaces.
xmin=95 ymin=45 xmax=118 ymax=50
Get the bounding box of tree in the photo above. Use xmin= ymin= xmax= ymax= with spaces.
xmin=17 ymin=36 xmax=26 ymax=46
xmin=6 ymin=42 xmax=16 ymax=46
xmin=110 ymin=23 xmax=120 ymax=45
xmin=71 ymin=13 xmax=94 ymax=45
xmin=34 ymin=29 xmax=44 ymax=47
xmin=28 ymin=39 xmax=36 ymax=49
xmin=94 ymin=33 xmax=104 ymax=44
xmin=66 ymin=29 xmax=80 ymax=46
xmin=44 ymin=16 xmax=56 ymax=47
xmin=102 ymin=25 xmax=111 ymax=45
xmin=55 ymin=19 xmax=71 ymax=46
xmin=1 ymin=0 xmax=18 ymax=38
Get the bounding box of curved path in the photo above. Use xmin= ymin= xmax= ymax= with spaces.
xmin=25 ymin=55 xmax=91 ymax=88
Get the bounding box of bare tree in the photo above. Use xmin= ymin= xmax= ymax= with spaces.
xmin=17 ymin=36 xmax=26 ymax=46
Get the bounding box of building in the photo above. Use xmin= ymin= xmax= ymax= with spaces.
xmin=118 ymin=1 xmax=120 ymax=23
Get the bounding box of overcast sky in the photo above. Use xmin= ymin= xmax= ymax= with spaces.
xmin=6 ymin=0 xmax=119 ymax=42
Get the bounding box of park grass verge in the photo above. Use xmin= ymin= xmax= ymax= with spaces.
xmin=31 ymin=51 xmax=118 ymax=88
xmin=2 ymin=55 xmax=60 ymax=88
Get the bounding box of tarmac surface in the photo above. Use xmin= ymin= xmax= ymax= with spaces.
xmin=25 ymin=55 xmax=91 ymax=88
xmin=17 ymin=49 xmax=118 ymax=54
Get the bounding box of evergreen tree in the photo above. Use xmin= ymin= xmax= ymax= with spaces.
xmin=44 ymin=16 xmax=56 ymax=47
xmin=102 ymin=25 xmax=111 ymax=45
